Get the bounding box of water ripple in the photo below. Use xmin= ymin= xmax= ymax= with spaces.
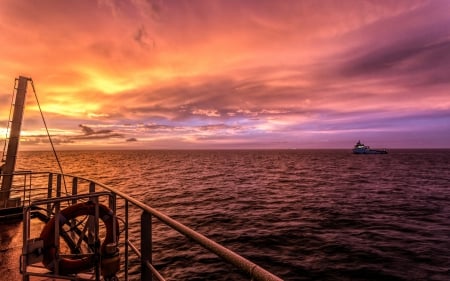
xmin=16 ymin=149 xmax=450 ymax=280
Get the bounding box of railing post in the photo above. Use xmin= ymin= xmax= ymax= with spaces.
xmin=69 ymin=177 xmax=78 ymax=241
xmin=54 ymin=199 xmax=60 ymax=275
xmin=46 ymin=173 xmax=53 ymax=216
xmin=23 ymin=173 xmax=27 ymax=207
xmin=109 ymin=193 xmax=116 ymax=212
xmin=56 ymin=174 xmax=62 ymax=198
xmin=109 ymin=193 xmax=118 ymax=243
xmin=89 ymin=181 xmax=96 ymax=194
xmin=27 ymin=172 xmax=32 ymax=206
xmin=88 ymin=182 xmax=96 ymax=245
xmin=71 ymin=177 xmax=78 ymax=205
xmin=141 ymin=211 xmax=152 ymax=281
xmin=21 ymin=206 xmax=31 ymax=281
xmin=125 ymin=201 xmax=129 ymax=281
xmin=94 ymin=197 xmax=100 ymax=281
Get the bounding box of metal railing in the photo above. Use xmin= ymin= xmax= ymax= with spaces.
xmin=3 ymin=171 xmax=283 ymax=281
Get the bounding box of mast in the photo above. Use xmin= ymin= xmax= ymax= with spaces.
xmin=0 ymin=76 xmax=29 ymax=202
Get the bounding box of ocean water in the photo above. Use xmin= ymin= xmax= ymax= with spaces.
xmin=13 ymin=149 xmax=450 ymax=280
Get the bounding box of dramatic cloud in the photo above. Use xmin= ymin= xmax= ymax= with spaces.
xmin=0 ymin=0 xmax=449 ymax=149
xmin=73 ymin=124 xmax=123 ymax=140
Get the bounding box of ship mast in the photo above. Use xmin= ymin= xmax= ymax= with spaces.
xmin=0 ymin=76 xmax=29 ymax=203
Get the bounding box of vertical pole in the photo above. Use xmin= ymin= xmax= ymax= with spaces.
xmin=71 ymin=177 xmax=78 ymax=205
xmin=56 ymin=174 xmax=62 ymax=198
xmin=124 ymin=200 xmax=129 ymax=281
xmin=1 ymin=76 xmax=29 ymax=201
xmin=94 ymin=198 xmax=100 ymax=281
xmin=46 ymin=173 xmax=53 ymax=217
xmin=23 ymin=173 xmax=27 ymax=206
xmin=109 ymin=193 xmax=116 ymax=212
xmin=54 ymin=200 xmax=60 ymax=275
xmin=26 ymin=173 xmax=32 ymax=206
xmin=55 ymin=174 xmax=62 ymax=275
xmin=88 ymin=182 xmax=96 ymax=245
xmin=141 ymin=211 xmax=152 ymax=281
xmin=109 ymin=193 xmax=117 ymax=243
xmin=70 ymin=177 xmax=78 ymax=241
xmin=21 ymin=206 xmax=30 ymax=281
xmin=89 ymin=181 xmax=95 ymax=194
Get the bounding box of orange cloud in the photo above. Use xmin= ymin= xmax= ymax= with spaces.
xmin=0 ymin=0 xmax=449 ymax=149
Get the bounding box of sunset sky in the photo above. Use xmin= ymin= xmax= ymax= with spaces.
xmin=0 ymin=0 xmax=449 ymax=150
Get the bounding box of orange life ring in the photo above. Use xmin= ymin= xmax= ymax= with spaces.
xmin=40 ymin=201 xmax=119 ymax=275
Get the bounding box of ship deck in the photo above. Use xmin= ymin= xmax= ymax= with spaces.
xmin=1 ymin=220 xmax=101 ymax=281
xmin=1 ymin=171 xmax=282 ymax=281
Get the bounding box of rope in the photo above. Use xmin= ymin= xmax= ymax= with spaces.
xmin=30 ymin=79 xmax=68 ymax=195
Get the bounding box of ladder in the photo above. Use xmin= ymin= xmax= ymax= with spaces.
xmin=2 ymin=78 xmax=17 ymax=163
xmin=0 ymin=76 xmax=29 ymax=202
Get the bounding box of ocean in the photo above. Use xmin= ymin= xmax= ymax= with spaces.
xmin=10 ymin=149 xmax=450 ymax=280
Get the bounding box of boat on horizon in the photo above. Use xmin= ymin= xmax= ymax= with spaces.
xmin=352 ymin=140 xmax=387 ymax=154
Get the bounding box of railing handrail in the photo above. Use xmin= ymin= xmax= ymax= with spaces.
xmin=7 ymin=171 xmax=283 ymax=281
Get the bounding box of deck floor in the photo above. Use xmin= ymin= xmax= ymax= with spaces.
xmin=1 ymin=220 xmax=23 ymax=281
xmin=1 ymin=219 xmax=100 ymax=281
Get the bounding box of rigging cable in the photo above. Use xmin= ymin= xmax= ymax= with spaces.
xmin=30 ymin=79 xmax=68 ymax=195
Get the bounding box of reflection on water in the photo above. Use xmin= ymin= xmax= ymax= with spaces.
xmin=7 ymin=149 xmax=450 ymax=280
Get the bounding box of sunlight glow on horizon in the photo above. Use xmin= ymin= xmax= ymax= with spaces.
xmin=0 ymin=0 xmax=449 ymax=150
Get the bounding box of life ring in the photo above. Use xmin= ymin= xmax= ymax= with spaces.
xmin=40 ymin=201 xmax=119 ymax=275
